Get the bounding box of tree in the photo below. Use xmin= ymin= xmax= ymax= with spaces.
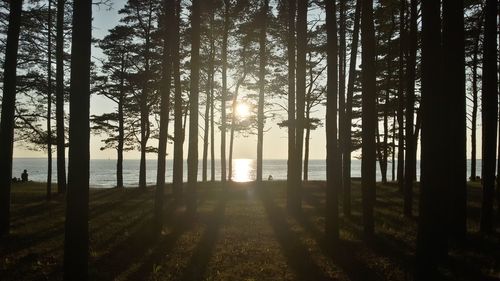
xmin=479 ymin=0 xmax=498 ymax=234
xmin=361 ymin=0 xmax=376 ymax=239
xmin=403 ymin=0 xmax=417 ymax=217
xmin=344 ymin=0 xmax=361 ymax=217
xmin=294 ymin=0 xmax=307 ymax=210
xmin=63 ymin=0 xmax=92 ymax=278
xmin=325 ymin=0 xmax=340 ymax=246
xmin=56 ymin=0 xmax=67 ymax=194
xmin=155 ymin=0 xmax=174 ymax=229
xmin=187 ymin=0 xmax=201 ymax=214
xmin=286 ymin=0 xmax=297 ymax=212
xmin=172 ymin=0 xmax=183 ymax=201
xmin=396 ymin=0 xmax=405 ymax=192
xmin=0 ymin=0 xmax=23 ymax=237
xmin=46 ymin=0 xmax=53 ymax=201
xmin=220 ymin=0 xmax=229 ymax=182
xmin=416 ymin=0 xmax=447 ymax=278
xmin=443 ymin=0 xmax=466 ymax=241
xmin=256 ymin=0 xmax=269 ymax=182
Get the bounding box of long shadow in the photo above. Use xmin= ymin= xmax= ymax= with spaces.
xmin=179 ymin=195 xmax=227 ymax=281
xmin=90 ymin=202 xmax=179 ymax=281
xmin=257 ymin=187 xmax=333 ymax=281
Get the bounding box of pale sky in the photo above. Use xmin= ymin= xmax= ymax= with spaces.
xmin=13 ymin=0 xmax=482 ymax=161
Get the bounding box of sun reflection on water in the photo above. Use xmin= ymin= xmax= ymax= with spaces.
xmin=231 ymin=159 xmax=256 ymax=182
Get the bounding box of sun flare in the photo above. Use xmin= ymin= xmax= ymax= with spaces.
xmin=236 ymin=103 xmax=250 ymax=119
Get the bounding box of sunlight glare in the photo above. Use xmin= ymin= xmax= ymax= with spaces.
xmin=232 ymin=159 xmax=255 ymax=182
xmin=236 ymin=103 xmax=250 ymax=119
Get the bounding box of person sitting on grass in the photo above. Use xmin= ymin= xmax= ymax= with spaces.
xmin=21 ymin=170 xmax=28 ymax=183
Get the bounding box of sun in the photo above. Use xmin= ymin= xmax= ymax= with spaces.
xmin=236 ymin=103 xmax=250 ymax=119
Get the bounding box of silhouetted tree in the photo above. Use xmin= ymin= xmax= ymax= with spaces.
xmin=416 ymin=0 xmax=448 ymax=278
xmin=479 ymin=0 xmax=498 ymax=234
xmin=63 ymin=0 xmax=92 ymax=278
xmin=0 ymin=0 xmax=23 ymax=237
xmin=361 ymin=0 xmax=376 ymax=239
xmin=325 ymin=0 xmax=340 ymax=246
xmin=187 ymin=0 xmax=201 ymax=214
xmin=56 ymin=0 xmax=67 ymax=194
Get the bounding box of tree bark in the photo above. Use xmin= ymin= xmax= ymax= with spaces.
xmin=56 ymin=0 xmax=67 ymax=194
xmin=479 ymin=0 xmax=498 ymax=234
xmin=470 ymin=24 xmax=480 ymax=181
xmin=343 ymin=0 xmax=361 ymax=218
xmin=0 ymin=0 xmax=23 ymax=236
xmin=361 ymin=0 xmax=377 ymax=240
xmin=338 ymin=0 xmax=347 ymax=194
xmin=325 ymin=0 xmax=340 ymax=246
xmin=256 ymin=0 xmax=269 ymax=182
xmin=443 ymin=0 xmax=466 ymax=242
xmin=416 ymin=0 xmax=447 ymax=278
xmin=396 ymin=0 xmax=406 ymax=192
xmin=155 ymin=0 xmax=174 ymax=229
xmin=403 ymin=0 xmax=417 ymax=217
xmin=220 ymin=0 xmax=230 ymax=182
xmin=63 ymin=0 xmax=91 ymax=278
xmin=187 ymin=0 xmax=201 ymax=214
xmin=172 ymin=0 xmax=183 ymax=201
xmin=286 ymin=0 xmax=297 ymax=212
xmin=47 ymin=0 xmax=53 ymax=201
xmin=294 ymin=0 xmax=307 ymax=210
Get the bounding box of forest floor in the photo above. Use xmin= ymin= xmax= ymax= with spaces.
xmin=0 ymin=180 xmax=499 ymax=281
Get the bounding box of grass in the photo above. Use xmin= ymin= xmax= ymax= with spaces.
xmin=0 ymin=180 xmax=499 ymax=280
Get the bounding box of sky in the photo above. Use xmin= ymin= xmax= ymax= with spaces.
xmin=13 ymin=0 xmax=482 ymax=161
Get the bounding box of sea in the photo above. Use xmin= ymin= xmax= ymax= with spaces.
xmin=13 ymin=158 xmax=483 ymax=188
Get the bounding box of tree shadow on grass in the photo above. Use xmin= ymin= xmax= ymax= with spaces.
xmin=257 ymin=186 xmax=334 ymax=281
xmin=178 ymin=194 xmax=227 ymax=281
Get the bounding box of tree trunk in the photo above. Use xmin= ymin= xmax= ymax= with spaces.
xmin=338 ymin=0 xmax=346 ymax=195
xmin=63 ymin=0 xmax=91 ymax=278
xmin=396 ymin=0 xmax=406 ymax=192
xmin=443 ymin=0 xmax=466 ymax=242
xmin=117 ymin=65 xmax=125 ymax=188
xmin=294 ymin=0 xmax=306 ymax=210
xmin=343 ymin=0 xmax=361 ymax=218
xmin=202 ymin=77 xmax=210 ymax=182
xmin=155 ymin=0 xmax=174 ymax=229
xmin=0 ymin=0 xmax=23 ymax=236
xmin=256 ymin=0 xmax=269 ymax=182
xmin=209 ymin=9 xmax=216 ymax=182
xmin=56 ymin=0 xmax=67 ymax=194
xmin=172 ymin=0 xmax=183 ymax=201
xmin=220 ymin=0 xmax=230 ymax=183
xmin=479 ymin=0 xmax=498 ymax=234
xmin=187 ymin=0 xmax=201 ymax=214
xmin=325 ymin=0 xmax=340 ymax=246
xmin=416 ymin=0 xmax=447 ymax=278
xmin=303 ymin=108 xmax=310 ymax=182
xmin=47 ymin=0 xmax=53 ymax=201
xmin=286 ymin=0 xmax=297 ymax=213
xmin=470 ymin=25 xmax=480 ymax=181
xmin=403 ymin=0 xmax=417 ymax=217
xmin=361 ymin=0 xmax=376 ymax=240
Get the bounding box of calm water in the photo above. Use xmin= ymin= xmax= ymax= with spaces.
xmin=13 ymin=158 xmax=482 ymax=188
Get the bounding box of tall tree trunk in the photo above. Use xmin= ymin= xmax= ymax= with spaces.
xmin=187 ymin=0 xmax=201 ymax=214
xmin=470 ymin=24 xmax=480 ymax=181
xmin=403 ymin=0 xmax=417 ymax=217
xmin=56 ymin=0 xmax=67 ymax=194
xmin=479 ymin=0 xmax=498 ymax=234
xmin=47 ymin=0 xmax=53 ymax=201
xmin=338 ymin=0 xmax=347 ymax=194
xmin=172 ymin=0 xmax=183 ymax=201
xmin=396 ymin=0 xmax=406 ymax=192
xmin=443 ymin=0 xmax=466 ymax=242
xmin=361 ymin=0 xmax=376 ymax=240
xmin=220 ymin=0 xmax=230 ymax=182
xmin=256 ymin=0 xmax=269 ymax=182
xmin=155 ymin=0 xmax=173 ymax=229
xmin=286 ymin=0 xmax=297 ymax=212
xmin=343 ymin=0 xmax=361 ymax=218
xmin=294 ymin=0 xmax=306 ymax=210
xmin=416 ymin=0 xmax=447 ymax=278
xmin=209 ymin=10 xmax=216 ymax=182
xmin=63 ymin=0 xmax=91 ymax=278
xmin=325 ymin=0 xmax=340 ymax=246
xmin=0 ymin=0 xmax=23 ymax=236
xmin=202 ymin=77 xmax=210 ymax=182
xmin=117 ymin=64 xmax=125 ymax=188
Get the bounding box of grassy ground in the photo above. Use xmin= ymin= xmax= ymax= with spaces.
xmin=0 ymin=181 xmax=499 ymax=280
